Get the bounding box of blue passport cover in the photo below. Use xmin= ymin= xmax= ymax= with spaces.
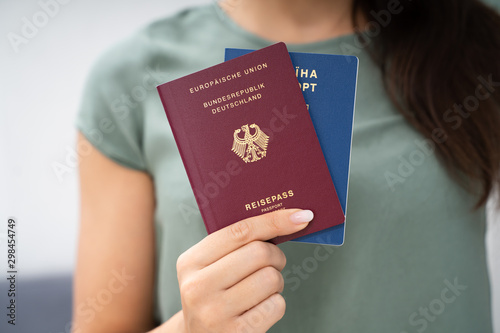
xmin=225 ymin=48 xmax=358 ymax=246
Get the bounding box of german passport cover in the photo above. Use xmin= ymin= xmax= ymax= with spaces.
xmin=157 ymin=42 xmax=345 ymax=244
xmin=225 ymin=48 xmax=358 ymax=245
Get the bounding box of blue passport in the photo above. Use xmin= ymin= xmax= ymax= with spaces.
xmin=225 ymin=48 xmax=358 ymax=246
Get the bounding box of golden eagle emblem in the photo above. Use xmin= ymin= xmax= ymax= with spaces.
xmin=231 ymin=124 xmax=269 ymax=163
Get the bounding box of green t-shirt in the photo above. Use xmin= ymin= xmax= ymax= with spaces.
xmin=76 ymin=4 xmax=493 ymax=332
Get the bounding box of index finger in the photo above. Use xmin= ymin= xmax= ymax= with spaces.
xmin=185 ymin=209 xmax=313 ymax=268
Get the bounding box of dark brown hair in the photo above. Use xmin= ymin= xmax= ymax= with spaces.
xmin=352 ymin=0 xmax=500 ymax=207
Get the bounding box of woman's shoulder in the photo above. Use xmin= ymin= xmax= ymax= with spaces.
xmin=145 ymin=4 xmax=219 ymax=40
xmin=482 ymin=0 xmax=500 ymax=11
xmin=87 ymin=4 xmax=219 ymax=86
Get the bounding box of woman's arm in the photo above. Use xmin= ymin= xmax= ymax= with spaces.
xmin=72 ymin=133 xmax=156 ymax=333
xmin=73 ymin=133 xmax=313 ymax=333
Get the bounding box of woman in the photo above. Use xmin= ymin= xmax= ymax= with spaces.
xmin=73 ymin=0 xmax=500 ymax=332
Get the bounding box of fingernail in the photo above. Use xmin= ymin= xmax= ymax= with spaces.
xmin=289 ymin=210 xmax=314 ymax=224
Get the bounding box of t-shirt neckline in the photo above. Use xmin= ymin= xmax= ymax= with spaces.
xmin=210 ymin=2 xmax=357 ymax=52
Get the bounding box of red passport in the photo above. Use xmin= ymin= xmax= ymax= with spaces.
xmin=157 ymin=42 xmax=344 ymax=244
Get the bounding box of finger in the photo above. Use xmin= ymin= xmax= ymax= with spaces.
xmin=223 ymin=266 xmax=284 ymax=317
xmin=182 ymin=209 xmax=313 ymax=269
xmin=236 ymin=293 xmax=286 ymax=333
xmin=200 ymin=241 xmax=286 ymax=290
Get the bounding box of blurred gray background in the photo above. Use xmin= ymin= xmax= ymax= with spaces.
xmin=1 ymin=0 xmax=499 ymax=332
xmin=0 ymin=1 xmax=210 ymax=332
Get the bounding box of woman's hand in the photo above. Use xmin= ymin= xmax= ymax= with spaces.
xmin=176 ymin=209 xmax=313 ymax=333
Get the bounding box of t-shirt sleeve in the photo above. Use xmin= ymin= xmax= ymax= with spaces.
xmin=483 ymin=0 xmax=500 ymax=10
xmin=75 ymin=36 xmax=148 ymax=171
